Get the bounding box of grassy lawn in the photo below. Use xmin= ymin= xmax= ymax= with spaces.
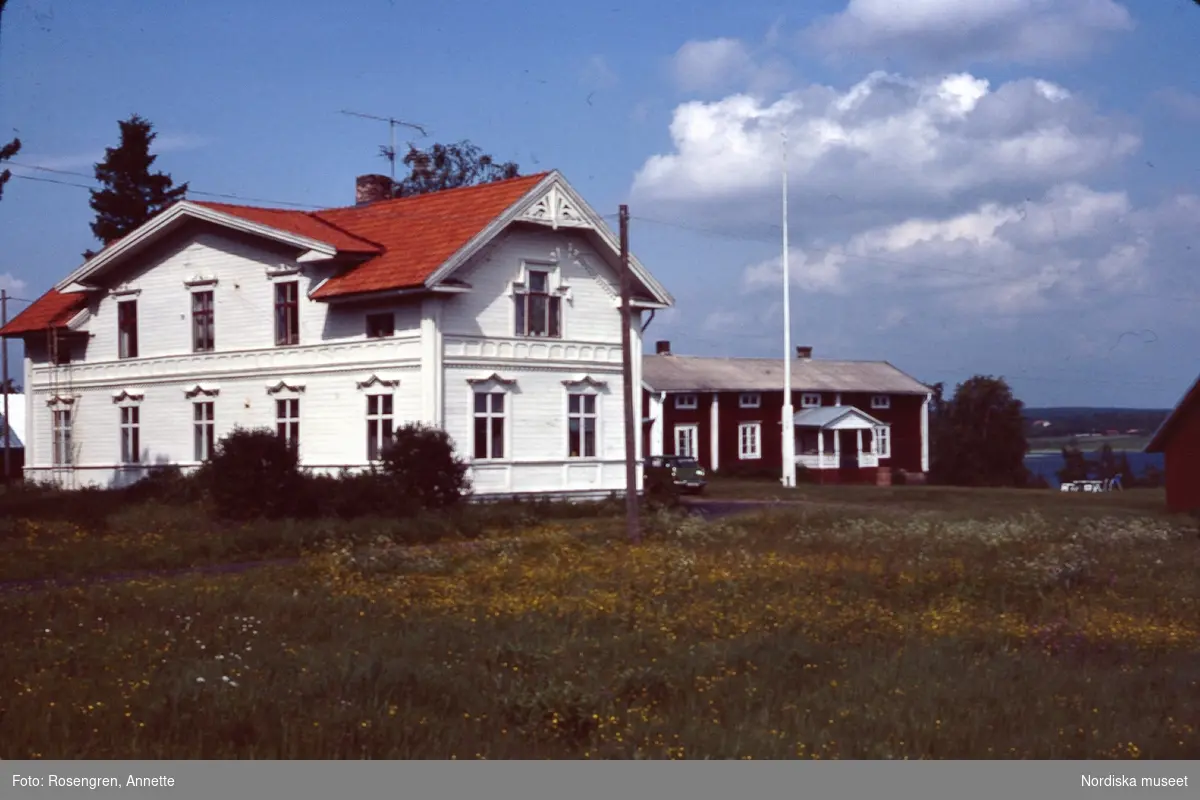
xmin=3 ymin=488 xmax=1198 ymax=759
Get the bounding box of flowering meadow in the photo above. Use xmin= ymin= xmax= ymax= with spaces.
xmin=2 ymin=488 xmax=1198 ymax=759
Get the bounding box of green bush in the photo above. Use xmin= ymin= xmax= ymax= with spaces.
xmin=379 ymin=423 xmax=471 ymax=509
xmin=120 ymin=464 xmax=206 ymax=506
xmin=198 ymin=427 xmax=304 ymax=521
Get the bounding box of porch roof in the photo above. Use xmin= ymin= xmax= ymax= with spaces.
xmin=793 ymin=405 xmax=885 ymax=430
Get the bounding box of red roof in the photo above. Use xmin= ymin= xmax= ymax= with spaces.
xmin=0 ymin=289 xmax=89 ymax=337
xmin=1 ymin=172 xmax=552 ymax=336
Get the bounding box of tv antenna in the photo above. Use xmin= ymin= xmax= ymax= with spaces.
xmin=340 ymin=110 xmax=428 ymax=182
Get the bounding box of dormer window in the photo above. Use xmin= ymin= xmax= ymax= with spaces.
xmin=515 ymin=269 xmax=561 ymax=338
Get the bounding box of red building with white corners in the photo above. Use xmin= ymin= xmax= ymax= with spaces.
xmin=642 ymin=342 xmax=932 ymax=484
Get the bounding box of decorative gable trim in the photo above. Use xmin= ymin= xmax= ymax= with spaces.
xmin=520 ymin=184 xmax=588 ymax=230
xmin=265 ymin=262 xmax=302 ymax=279
xmin=111 ymin=388 xmax=146 ymax=404
xmin=466 ymin=373 xmax=517 ymax=388
xmin=65 ymin=308 xmax=91 ymax=331
xmin=356 ymin=374 xmax=401 ymax=391
xmin=183 ymin=383 xmax=220 ymax=399
xmin=562 ymin=375 xmax=608 ymax=391
xmin=265 ymin=380 xmax=306 ymax=395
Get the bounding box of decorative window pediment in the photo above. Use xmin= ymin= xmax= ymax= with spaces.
xmin=111 ymin=387 xmax=146 ymax=404
xmin=509 ymin=260 xmax=571 ymax=301
xmin=265 ymin=262 xmax=301 ymax=279
xmin=466 ymin=373 xmax=517 ymax=391
xmin=184 ymin=275 xmax=219 ymax=289
xmin=183 ymin=383 xmax=220 ymax=399
xmin=562 ymin=375 xmax=608 ymax=391
xmin=109 ymin=284 xmax=141 ymax=298
xmin=356 ymin=374 xmax=401 ymax=391
xmin=46 ymin=394 xmax=76 ymax=408
xmin=265 ymin=380 xmax=306 ymax=396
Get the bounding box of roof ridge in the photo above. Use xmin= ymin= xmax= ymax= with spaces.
xmin=318 ymin=171 xmax=552 ymax=214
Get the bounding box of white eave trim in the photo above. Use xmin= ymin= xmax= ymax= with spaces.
xmin=423 ymin=171 xmax=674 ymax=308
xmin=56 ymin=202 xmax=340 ymax=291
xmin=65 ymin=309 xmax=91 ymax=331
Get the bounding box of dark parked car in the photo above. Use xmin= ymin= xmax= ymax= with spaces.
xmin=644 ymin=455 xmax=707 ymax=494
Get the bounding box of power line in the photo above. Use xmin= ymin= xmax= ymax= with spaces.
xmin=10 ymin=164 xmax=326 ymax=209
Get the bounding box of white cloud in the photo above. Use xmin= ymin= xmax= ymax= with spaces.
xmin=15 ymin=132 xmax=210 ymax=175
xmin=631 ymin=70 xmax=1139 ymax=222
xmin=0 ymin=273 xmax=29 ymax=295
xmin=742 ymin=183 xmax=1158 ymax=316
xmin=580 ymin=55 xmax=618 ymax=91
xmin=669 ymin=37 xmax=790 ymax=96
xmin=807 ymin=0 xmax=1133 ymax=66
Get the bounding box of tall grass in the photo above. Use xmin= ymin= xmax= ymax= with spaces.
xmin=2 ymin=500 xmax=1197 ymax=759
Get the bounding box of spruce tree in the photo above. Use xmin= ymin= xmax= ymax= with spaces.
xmin=85 ymin=114 xmax=188 ymax=259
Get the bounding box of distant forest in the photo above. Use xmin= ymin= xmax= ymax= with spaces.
xmin=1022 ymin=407 xmax=1170 ymax=439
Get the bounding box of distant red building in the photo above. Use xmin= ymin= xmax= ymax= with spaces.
xmin=641 ymin=343 xmax=932 ymax=484
xmin=1145 ymin=375 xmax=1200 ymax=514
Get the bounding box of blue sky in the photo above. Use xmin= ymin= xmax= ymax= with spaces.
xmin=1 ymin=0 xmax=1197 ymax=408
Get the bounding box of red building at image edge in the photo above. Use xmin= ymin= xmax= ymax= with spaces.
xmin=1145 ymin=373 xmax=1200 ymax=514
xmin=641 ymin=343 xmax=932 ymax=485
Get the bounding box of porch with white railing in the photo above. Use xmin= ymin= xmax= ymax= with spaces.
xmin=792 ymin=405 xmax=888 ymax=471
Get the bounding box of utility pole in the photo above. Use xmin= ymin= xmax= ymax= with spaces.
xmin=619 ymin=205 xmax=641 ymax=544
xmin=780 ymin=130 xmax=796 ymax=489
xmin=2 ymin=288 xmax=10 ymax=485
xmin=340 ymin=110 xmax=428 ymax=184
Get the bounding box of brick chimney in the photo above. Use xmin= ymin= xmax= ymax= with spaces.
xmin=796 ymin=345 xmax=813 ymax=360
xmin=655 ymin=340 xmax=671 ymax=355
xmin=356 ymin=174 xmax=394 ymax=205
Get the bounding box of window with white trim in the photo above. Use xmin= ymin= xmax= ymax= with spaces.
xmin=875 ymin=425 xmax=891 ymax=459
xmin=119 ymin=406 xmax=140 ymax=464
xmin=801 ymin=393 xmax=822 ymax=408
xmin=52 ymin=408 xmax=73 ymax=466
xmin=276 ymin=399 xmax=300 ymax=449
xmin=567 ymin=393 xmax=598 ymax=458
xmin=193 ymin=402 xmax=215 ymax=462
xmin=675 ymin=394 xmax=698 ymax=410
xmin=117 ymin=299 xmax=138 ymax=359
xmin=366 ymin=394 xmax=393 ymax=461
xmin=473 ymin=391 xmax=506 ymax=459
xmin=674 ymin=424 xmax=698 ymax=458
xmin=366 ymin=312 xmax=394 ymax=339
xmin=738 ymin=422 xmax=761 ymax=460
xmin=739 ymin=393 xmax=761 ymax=409
xmin=192 ymin=290 xmax=215 ymax=352
xmin=274 ymin=280 xmax=300 ymax=346
xmin=514 ymin=269 xmax=561 ymax=338
xmin=871 ymin=394 xmax=891 ymax=410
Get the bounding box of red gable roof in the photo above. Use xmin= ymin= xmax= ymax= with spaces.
xmin=1 ymin=172 xmax=553 ymax=336
xmin=0 ymin=289 xmax=89 ymax=337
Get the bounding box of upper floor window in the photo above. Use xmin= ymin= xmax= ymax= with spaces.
xmin=801 ymin=393 xmax=822 ymax=408
xmin=192 ymin=290 xmax=215 ymax=352
xmin=675 ymin=394 xmax=698 ymax=410
xmin=117 ymin=299 xmax=138 ymax=359
xmin=366 ymin=312 xmax=394 ymax=339
xmin=739 ymin=393 xmax=761 ymax=409
xmin=871 ymin=395 xmax=891 ymax=410
xmin=515 ymin=269 xmax=560 ymax=338
xmin=274 ymin=281 xmax=299 ymax=346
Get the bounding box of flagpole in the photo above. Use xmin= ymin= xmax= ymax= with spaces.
xmin=781 ymin=130 xmax=796 ymax=488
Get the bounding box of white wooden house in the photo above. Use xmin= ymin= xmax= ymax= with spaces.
xmin=0 ymin=171 xmax=674 ymax=499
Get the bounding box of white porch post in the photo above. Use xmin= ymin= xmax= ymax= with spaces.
xmin=710 ymin=392 xmax=720 ymax=473
xmin=835 ymin=393 xmax=842 ymax=406
xmin=920 ymin=393 xmax=931 ymax=473
xmin=651 ymin=392 xmax=665 ymax=456
xmin=856 ymin=429 xmax=863 ymax=466
xmin=833 ymin=428 xmax=840 ymax=464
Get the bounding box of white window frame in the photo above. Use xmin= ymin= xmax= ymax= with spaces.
xmin=566 ymin=390 xmax=600 ymax=459
xmin=871 ymin=394 xmax=891 ymax=410
xmin=365 ymin=393 xmax=394 ymax=462
xmin=193 ymin=401 xmax=215 ymax=462
xmin=191 ymin=288 xmax=215 ymax=353
xmin=875 ymin=425 xmax=891 ymax=459
xmin=472 ymin=390 xmax=508 ymax=461
xmin=675 ymin=393 xmax=698 ymax=410
xmin=276 ymin=398 xmax=300 ymax=449
xmin=674 ymin=424 xmax=698 ymax=458
xmin=739 ymin=393 xmax=761 ymax=409
xmin=512 ymin=261 xmax=565 ymax=339
xmin=50 ymin=402 xmax=73 ymax=466
xmin=119 ymin=405 xmax=141 ymax=464
xmin=801 ymin=393 xmax=822 ymax=408
xmin=117 ymin=298 xmax=139 ymax=359
xmin=738 ymin=422 xmax=761 ymax=460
